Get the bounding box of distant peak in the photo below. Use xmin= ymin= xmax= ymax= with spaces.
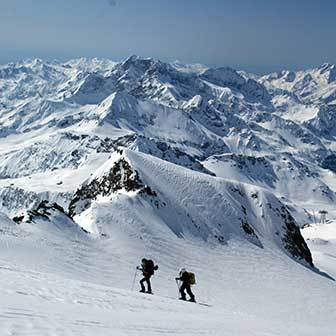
xmin=318 ymin=63 xmax=336 ymax=83
xmin=119 ymin=55 xmax=157 ymax=74
xmin=319 ymin=62 xmax=333 ymax=70
xmin=32 ymin=58 xmax=43 ymax=65
xmin=123 ymin=54 xmax=140 ymax=62
xmin=122 ymin=54 xmax=154 ymax=65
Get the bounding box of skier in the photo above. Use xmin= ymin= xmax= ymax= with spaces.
xmin=137 ymin=258 xmax=158 ymax=294
xmin=175 ymin=268 xmax=196 ymax=302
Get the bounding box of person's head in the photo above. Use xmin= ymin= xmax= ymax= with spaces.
xmin=180 ymin=268 xmax=186 ymax=274
xmin=141 ymin=258 xmax=147 ymax=265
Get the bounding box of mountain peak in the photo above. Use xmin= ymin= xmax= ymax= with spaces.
xmin=120 ymin=55 xmax=156 ymax=71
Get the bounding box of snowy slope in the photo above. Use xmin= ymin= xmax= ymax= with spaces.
xmin=0 ymin=201 xmax=335 ymax=335
xmin=69 ymin=149 xmax=312 ymax=267
xmin=302 ymin=220 xmax=336 ymax=279
xmin=202 ymin=152 xmax=335 ymax=220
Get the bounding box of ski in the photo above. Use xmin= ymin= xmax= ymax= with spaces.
xmin=197 ymin=302 xmax=212 ymax=307
xmin=181 ymin=300 xmax=212 ymax=307
xmin=168 ymin=296 xmax=212 ymax=307
xmin=182 ymin=300 xmax=212 ymax=307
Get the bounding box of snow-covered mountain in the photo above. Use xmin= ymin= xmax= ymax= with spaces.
xmin=1 ymin=56 xmax=335 ymax=218
xmin=260 ymin=63 xmax=336 ymax=106
xmin=0 ymin=56 xmax=336 ymax=335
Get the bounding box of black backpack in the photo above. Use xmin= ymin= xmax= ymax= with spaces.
xmin=145 ymin=259 xmax=157 ymax=275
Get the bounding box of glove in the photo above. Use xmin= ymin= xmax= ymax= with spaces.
xmin=136 ymin=266 xmax=141 ymax=270
xmin=175 ymin=277 xmax=180 ymax=281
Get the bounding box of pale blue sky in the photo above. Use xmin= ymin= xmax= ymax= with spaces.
xmin=1 ymin=0 xmax=335 ymax=73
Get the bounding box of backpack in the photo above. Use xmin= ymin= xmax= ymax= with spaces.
xmin=188 ymin=272 xmax=196 ymax=285
xmin=146 ymin=259 xmax=155 ymax=275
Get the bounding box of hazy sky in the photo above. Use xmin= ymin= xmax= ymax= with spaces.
xmin=1 ymin=0 xmax=335 ymax=73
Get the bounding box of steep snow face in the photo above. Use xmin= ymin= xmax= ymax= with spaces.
xmin=70 ymin=150 xmax=313 ymax=267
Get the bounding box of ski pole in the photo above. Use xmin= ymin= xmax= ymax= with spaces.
xmin=131 ymin=268 xmax=138 ymax=291
xmin=175 ymin=279 xmax=180 ymax=298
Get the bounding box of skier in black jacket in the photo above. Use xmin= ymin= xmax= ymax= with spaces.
xmin=137 ymin=258 xmax=158 ymax=294
xmin=176 ymin=268 xmax=195 ymax=302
